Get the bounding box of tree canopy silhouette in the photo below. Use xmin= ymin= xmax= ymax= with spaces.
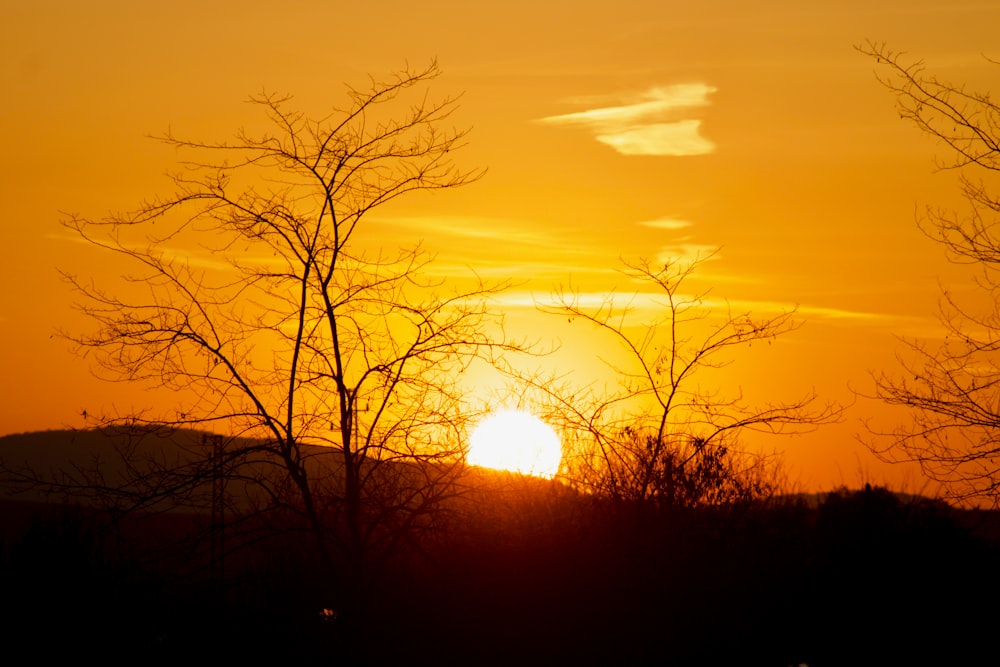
xmin=861 ymin=42 xmax=1000 ymax=505
xmin=533 ymin=255 xmax=832 ymax=507
xmin=44 ymin=62 xmax=526 ymax=619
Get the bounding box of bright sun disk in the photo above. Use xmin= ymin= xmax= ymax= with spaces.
xmin=467 ymin=409 xmax=562 ymax=479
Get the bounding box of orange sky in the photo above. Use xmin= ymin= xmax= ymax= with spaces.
xmin=3 ymin=0 xmax=999 ymax=493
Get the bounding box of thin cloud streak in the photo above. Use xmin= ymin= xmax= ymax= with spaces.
xmin=702 ymin=297 xmax=899 ymax=323
xmin=428 ymin=260 xmax=618 ymax=281
xmin=372 ymin=215 xmax=567 ymax=248
xmin=491 ymin=289 xmax=900 ymax=324
xmin=549 ymin=84 xmax=715 ymax=123
xmin=538 ymin=84 xmax=718 ymax=156
xmin=638 ymin=217 xmax=694 ymax=230
xmin=370 ymin=215 xmax=621 ymax=281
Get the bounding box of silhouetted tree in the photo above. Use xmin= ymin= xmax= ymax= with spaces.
xmin=535 ymin=255 xmax=831 ymax=507
xmin=18 ymin=62 xmax=526 ymax=631
xmin=860 ymin=42 xmax=1000 ymax=505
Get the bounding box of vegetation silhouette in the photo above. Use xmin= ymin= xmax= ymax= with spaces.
xmin=531 ymin=255 xmax=837 ymax=508
xmin=2 ymin=431 xmax=997 ymax=664
xmin=860 ymin=42 xmax=1000 ymax=506
xmin=7 ymin=62 xmax=538 ymax=660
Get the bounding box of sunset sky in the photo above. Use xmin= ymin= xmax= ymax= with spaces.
xmin=3 ymin=0 xmax=999 ymax=492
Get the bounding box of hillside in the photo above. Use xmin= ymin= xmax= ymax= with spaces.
xmin=2 ymin=427 xmax=999 ymax=663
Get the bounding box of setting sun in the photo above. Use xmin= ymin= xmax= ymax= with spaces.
xmin=467 ymin=410 xmax=562 ymax=478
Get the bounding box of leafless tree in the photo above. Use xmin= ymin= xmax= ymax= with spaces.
xmin=533 ymin=255 xmax=829 ymax=508
xmin=860 ymin=42 xmax=1000 ymax=505
xmin=25 ymin=62 xmax=525 ymax=616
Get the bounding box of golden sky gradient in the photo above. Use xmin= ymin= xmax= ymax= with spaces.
xmin=3 ymin=0 xmax=999 ymax=492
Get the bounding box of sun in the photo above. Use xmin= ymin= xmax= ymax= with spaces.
xmin=467 ymin=409 xmax=562 ymax=478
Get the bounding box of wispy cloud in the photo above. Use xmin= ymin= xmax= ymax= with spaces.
xmin=371 ymin=215 xmax=557 ymax=247
xmin=538 ymin=84 xmax=717 ymax=156
xmin=637 ymin=217 xmax=694 ymax=230
xmin=707 ymin=298 xmax=896 ymax=323
xmin=371 ymin=215 xmax=617 ymax=281
xmin=492 ymin=289 xmax=900 ymax=325
xmin=597 ymin=120 xmax=714 ymax=156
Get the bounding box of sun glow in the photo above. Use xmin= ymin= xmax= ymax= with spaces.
xmin=467 ymin=410 xmax=562 ymax=478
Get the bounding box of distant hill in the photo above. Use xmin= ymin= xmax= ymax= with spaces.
xmin=0 ymin=427 xmax=217 ymax=501
xmin=5 ymin=427 xmax=994 ymax=530
xmin=0 ymin=426 xmax=564 ymax=511
xmin=0 ymin=426 xmax=311 ymax=514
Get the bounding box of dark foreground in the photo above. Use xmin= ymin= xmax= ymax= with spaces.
xmin=2 ymin=481 xmax=997 ymax=666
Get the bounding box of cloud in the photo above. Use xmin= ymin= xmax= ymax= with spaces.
xmin=704 ymin=298 xmax=894 ymax=322
xmin=371 ymin=215 xmax=620 ymax=281
xmin=372 ymin=215 xmax=556 ymax=247
xmin=637 ymin=217 xmax=694 ymax=230
xmin=596 ymin=120 xmax=714 ymax=156
xmin=498 ymin=289 xmax=898 ymax=324
xmin=538 ymin=84 xmax=717 ymax=156
xmin=428 ymin=259 xmax=616 ymax=281
xmin=489 ymin=290 xmax=658 ymax=311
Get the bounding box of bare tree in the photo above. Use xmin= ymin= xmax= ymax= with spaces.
xmin=534 ymin=255 xmax=828 ymax=508
xmin=860 ymin=42 xmax=1000 ymax=505
xmin=33 ymin=62 xmax=523 ymax=617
